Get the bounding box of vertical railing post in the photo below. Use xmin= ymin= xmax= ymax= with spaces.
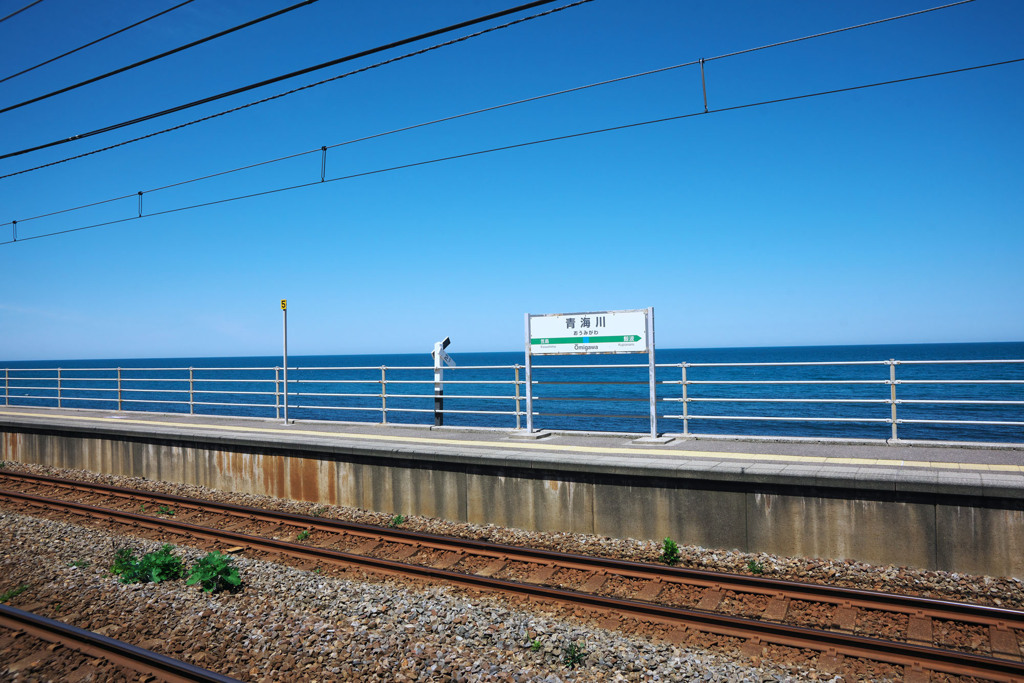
xmin=282 ymin=303 xmax=289 ymax=425
xmin=681 ymin=362 xmax=689 ymax=436
xmin=380 ymin=366 xmax=387 ymax=424
xmin=117 ymin=367 xmax=122 ymax=411
xmin=274 ymin=367 xmax=280 ymax=420
xmin=889 ymin=359 xmax=898 ymax=442
xmin=188 ymin=367 xmax=195 ymax=415
xmin=4 ymin=368 xmax=8 ymax=406
xmin=524 ymin=313 xmax=534 ymax=433
xmin=647 ymin=307 xmax=657 ymax=438
xmin=57 ymin=368 xmax=62 ymax=408
xmin=514 ymin=365 xmax=521 ymax=430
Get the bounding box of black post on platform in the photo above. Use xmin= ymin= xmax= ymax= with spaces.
xmin=434 ymin=387 xmax=444 ymax=426
xmin=432 ymin=337 xmax=452 ymax=427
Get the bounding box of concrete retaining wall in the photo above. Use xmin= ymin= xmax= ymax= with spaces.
xmin=3 ymin=426 xmax=1024 ymax=579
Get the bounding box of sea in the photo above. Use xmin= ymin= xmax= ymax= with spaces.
xmin=2 ymin=341 xmax=1022 ymax=444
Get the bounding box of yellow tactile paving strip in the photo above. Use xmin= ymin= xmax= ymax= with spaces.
xmin=2 ymin=409 xmax=1022 ymax=474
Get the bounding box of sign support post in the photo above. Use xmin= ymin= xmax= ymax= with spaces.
xmin=524 ymin=313 xmax=534 ymax=434
xmin=281 ymin=299 xmax=289 ymax=425
xmin=647 ymin=306 xmax=657 ymax=438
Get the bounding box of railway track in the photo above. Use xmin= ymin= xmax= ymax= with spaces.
xmin=2 ymin=469 xmax=1023 ymax=682
xmin=0 ymin=602 xmax=238 ymax=682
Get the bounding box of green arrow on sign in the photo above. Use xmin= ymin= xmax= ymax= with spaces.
xmin=531 ymin=335 xmax=642 ymax=345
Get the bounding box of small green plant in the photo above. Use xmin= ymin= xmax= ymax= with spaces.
xmin=53 ymin=602 xmax=62 ymax=612
xmin=747 ymin=559 xmax=765 ymax=574
xmin=530 ymin=638 xmax=543 ymax=652
xmin=156 ymin=505 xmax=175 ymax=516
xmin=110 ymin=544 xmax=184 ymax=584
xmin=296 ymin=529 xmax=311 ymax=542
xmin=139 ymin=503 xmax=147 ymax=513
xmin=0 ymin=583 xmax=30 ymax=603
xmin=69 ymin=559 xmax=89 ymax=569
xmin=563 ymin=641 xmax=587 ymax=668
xmin=310 ymin=505 xmax=328 ymax=517
xmin=659 ymin=537 xmax=681 ymax=566
xmin=388 ymin=514 xmax=407 ymax=528
xmin=186 ymin=551 xmax=242 ymax=594
xmin=110 ymin=547 xmax=136 ymax=576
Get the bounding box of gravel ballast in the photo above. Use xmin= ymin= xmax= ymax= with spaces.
xmin=0 ymin=513 xmax=817 ymax=682
xmin=3 ymin=461 xmax=1022 ymax=681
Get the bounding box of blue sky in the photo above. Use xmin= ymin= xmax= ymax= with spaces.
xmin=1 ymin=0 xmax=1021 ymax=361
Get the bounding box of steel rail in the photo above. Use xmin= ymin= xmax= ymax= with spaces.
xmin=2 ymin=470 xmax=1021 ymax=626
xmin=3 ymin=485 xmax=1024 ymax=681
xmin=0 ymin=604 xmax=240 ymax=683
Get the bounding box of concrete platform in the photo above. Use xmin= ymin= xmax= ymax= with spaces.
xmin=2 ymin=406 xmax=1024 ymax=578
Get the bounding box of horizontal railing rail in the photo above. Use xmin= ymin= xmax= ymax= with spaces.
xmin=2 ymin=358 xmax=1022 ymax=445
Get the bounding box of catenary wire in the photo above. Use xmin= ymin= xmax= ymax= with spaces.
xmin=0 ymin=0 xmax=593 ymax=182
xmin=0 ymin=0 xmax=320 ymax=115
xmin=0 ymin=0 xmax=571 ymax=161
xmin=0 ymin=0 xmax=974 ymax=184
xmin=707 ymin=0 xmax=975 ymax=62
xmin=3 ymin=56 xmax=1020 ymax=245
xmin=0 ymin=0 xmax=196 ymax=86
xmin=5 ymin=59 xmax=690 ymax=204
xmin=0 ymin=0 xmax=44 ymax=25
xmin=147 ymin=61 xmax=694 ymax=195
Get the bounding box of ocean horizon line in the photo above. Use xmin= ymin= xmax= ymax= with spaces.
xmin=3 ymin=339 xmax=1024 ymax=366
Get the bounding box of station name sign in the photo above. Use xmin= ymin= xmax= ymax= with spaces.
xmin=528 ymin=309 xmax=648 ymax=355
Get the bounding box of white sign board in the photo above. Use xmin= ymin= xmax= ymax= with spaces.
xmin=529 ymin=309 xmax=648 ymax=355
xmin=439 ymin=351 xmax=455 ymax=367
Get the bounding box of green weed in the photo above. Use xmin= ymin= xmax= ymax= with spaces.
xmin=310 ymin=505 xmax=328 ymax=517
xmin=563 ymin=641 xmax=587 ymax=668
xmin=110 ymin=544 xmax=184 ymax=584
xmin=187 ymin=551 xmax=241 ymax=594
xmin=747 ymin=559 xmax=765 ymax=574
xmin=110 ymin=547 xmax=136 ymax=576
xmin=69 ymin=559 xmax=89 ymax=569
xmin=659 ymin=537 xmax=681 ymax=566
xmin=139 ymin=503 xmax=147 ymax=513
xmin=296 ymin=529 xmax=311 ymax=542
xmin=0 ymin=583 xmax=30 ymax=603
xmin=388 ymin=514 xmax=407 ymax=528
xmin=156 ymin=505 xmax=174 ymax=516
xmin=530 ymin=639 xmax=543 ymax=652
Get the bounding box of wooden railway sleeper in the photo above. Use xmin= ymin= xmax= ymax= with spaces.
xmin=697 ymin=585 xmax=724 ymax=611
xmin=832 ymin=601 xmax=858 ymax=632
xmin=908 ymin=611 xmax=933 ymax=645
xmin=763 ymin=593 xmax=790 ymax=622
xmin=636 ymin=577 xmax=665 ymax=602
xmin=991 ymin=623 xmax=1023 ymax=661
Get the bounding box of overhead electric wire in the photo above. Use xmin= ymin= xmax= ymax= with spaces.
xmin=0 ymin=0 xmax=571 ymax=162
xmin=0 ymin=0 xmax=196 ymax=86
xmin=706 ymin=0 xmax=975 ymax=63
xmin=0 ymin=0 xmax=974 ymax=182
xmin=3 ymin=56 xmax=1020 ymax=246
xmin=0 ymin=0 xmax=321 ymax=115
xmin=0 ymin=0 xmax=44 ymax=25
xmin=0 ymin=0 xmax=592 ymax=182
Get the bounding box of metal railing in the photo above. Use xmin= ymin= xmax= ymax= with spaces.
xmin=2 ymin=358 xmax=1022 ymax=444
xmin=660 ymin=359 xmax=1024 ymax=441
